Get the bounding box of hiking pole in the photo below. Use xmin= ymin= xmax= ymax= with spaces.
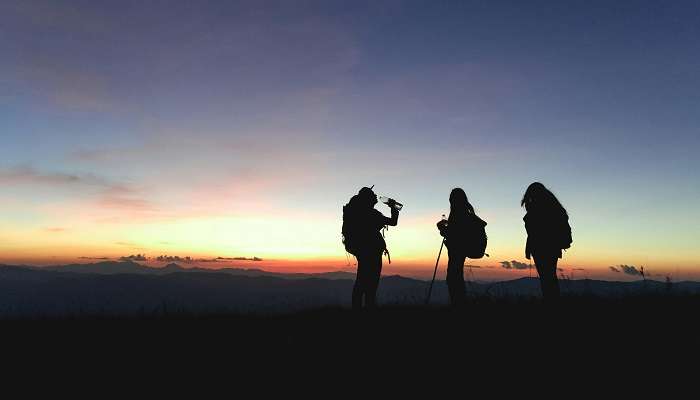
xmin=425 ymin=238 xmax=445 ymax=305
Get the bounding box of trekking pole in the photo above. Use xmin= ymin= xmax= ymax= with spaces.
xmin=425 ymin=238 xmax=445 ymax=305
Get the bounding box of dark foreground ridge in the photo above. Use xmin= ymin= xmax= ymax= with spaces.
xmin=3 ymin=298 xmax=699 ymax=367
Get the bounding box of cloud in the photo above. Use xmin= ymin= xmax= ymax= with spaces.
xmin=0 ymin=166 xmax=125 ymax=192
xmin=120 ymin=254 xmax=147 ymax=262
xmin=202 ymin=257 xmax=264 ymax=262
xmin=45 ymin=227 xmax=66 ymax=233
xmin=157 ymin=256 xmax=265 ymax=263
xmin=500 ymin=260 xmax=531 ymax=270
xmin=0 ymin=166 xmax=98 ymax=187
xmin=115 ymin=242 xmax=138 ymax=247
xmin=221 ymin=257 xmax=263 ymax=262
xmin=609 ymin=265 xmax=643 ymax=276
xmin=98 ymin=186 xmax=157 ymax=212
xmin=78 ymin=256 xmax=111 ymax=260
xmin=1 ymin=165 xmax=159 ymax=218
xmin=152 ymin=255 xmax=264 ymax=263
xmin=463 ymin=264 xmax=495 ymax=269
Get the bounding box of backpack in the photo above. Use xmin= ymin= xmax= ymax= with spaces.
xmin=341 ymin=196 xmax=360 ymax=255
xmin=465 ymin=214 xmax=488 ymax=259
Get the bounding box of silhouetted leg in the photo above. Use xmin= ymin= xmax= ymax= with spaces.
xmin=535 ymin=259 xmax=551 ymax=299
xmin=550 ymin=258 xmax=560 ymax=298
xmin=534 ymin=254 xmax=560 ymax=301
xmin=352 ymin=278 xmax=363 ymax=310
xmin=353 ymin=254 xmax=368 ymax=310
xmin=364 ymin=251 xmax=383 ymax=309
xmin=446 ymin=249 xmax=466 ymax=307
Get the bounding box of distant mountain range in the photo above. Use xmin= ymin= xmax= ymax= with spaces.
xmin=1 ymin=261 xmax=699 ymax=318
xmin=35 ymin=260 xmax=358 ymax=280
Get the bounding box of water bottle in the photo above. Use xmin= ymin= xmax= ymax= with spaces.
xmin=437 ymin=214 xmax=448 ymax=234
xmin=378 ymin=196 xmax=403 ymax=211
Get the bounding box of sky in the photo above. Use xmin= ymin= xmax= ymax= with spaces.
xmin=1 ymin=0 xmax=699 ymax=280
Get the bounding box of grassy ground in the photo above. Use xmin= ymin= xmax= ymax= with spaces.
xmin=3 ymin=294 xmax=697 ymax=387
xmin=4 ymin=294 xmax=698 ymax=348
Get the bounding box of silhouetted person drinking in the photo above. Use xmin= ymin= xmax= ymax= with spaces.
xmin=342 ymin=187 xmax=400 ymax=310
xmin=437 ymin=188 xmax=487 ymax=307
xmin=521 ymin=182 xmax=572 ymax=302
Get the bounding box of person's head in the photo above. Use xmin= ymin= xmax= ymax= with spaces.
xmin=449 ymin=188 xmax=475 ymax=215
xmin=357 ymin=186 xmax=378 ymax=207
xmin=521 ymin=182 xmax=567 ymax=216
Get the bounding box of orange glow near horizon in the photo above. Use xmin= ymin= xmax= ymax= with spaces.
xmin=1 ymin=164 xmax=697 ymax=281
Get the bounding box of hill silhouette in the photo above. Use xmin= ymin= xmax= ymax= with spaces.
xmin=2 ymin=263 xmax=700 ymax=318
xmin=38 ymin=260 xmax=357 ymax=280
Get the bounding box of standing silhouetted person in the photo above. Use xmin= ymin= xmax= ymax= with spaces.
xmin=342 ymin=187 xmax=400 ymax=310
xmin=437 ymin=188 xmax=487 ymax=307
xmin=521 ymin=182 xmax=572 ymax=301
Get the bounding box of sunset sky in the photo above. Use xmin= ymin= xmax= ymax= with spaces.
xmin=1 ymin=1 xmax=699 ymax=280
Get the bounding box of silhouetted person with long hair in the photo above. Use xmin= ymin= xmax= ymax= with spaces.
xmin=342 ymin=187 xmax=400 ymax=310
xmin=437 ymin=188 xmax=486 ymax=307
xmin=521 ymin=182 xmax=572 ymax=302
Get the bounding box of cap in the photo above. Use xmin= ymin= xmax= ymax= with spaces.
xmin=358 ymin=186 xmax=376 ymax=200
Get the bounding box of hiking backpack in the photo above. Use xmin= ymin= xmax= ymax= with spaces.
xmin=341 ymin=196 xmax=359 ymax=255
xmin=465 ymin=214 xmax=488 ymax=259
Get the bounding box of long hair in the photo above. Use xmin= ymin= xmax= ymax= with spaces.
xmin=449 ymin=188 xmax=475 ymax=222
xmin=521 ymin=182 xmax=567 ymax=217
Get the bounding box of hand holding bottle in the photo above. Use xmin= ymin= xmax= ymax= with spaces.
xmin=379 ymin=196 xmax=403 ymax=211
xmin=436 ymin=214 xmax=448 ymax=236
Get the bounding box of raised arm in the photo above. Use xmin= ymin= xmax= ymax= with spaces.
xmin=386 ymin=206 xmax=399 ymax=226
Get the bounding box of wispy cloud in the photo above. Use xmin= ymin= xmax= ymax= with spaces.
xmin=1 ymin=165 xmax=158 ymax=218
xmin=0 ymin=166 xmax=98 ymax=186
xmin=216 ymin=257 xmax=263 ymax=262
xmin=98 ymin=186 xmax=157 ymax=212
xmin=609 ymin=265 xmax=643 ymax=276
xmin=155 ymin=256 xmax=264 ymax=263
xmin=0 ymin=166 xmax=126 ymax=192
xmin=463 ymin=264 xmax=495 ymax=269
xmin=500 ymin=260 xmax=531 ymax=270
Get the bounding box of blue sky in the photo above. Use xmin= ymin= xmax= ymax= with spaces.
xmin=1 ymin=0 xmax=699 ymax=278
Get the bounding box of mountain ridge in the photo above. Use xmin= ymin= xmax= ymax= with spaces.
xmin=21 ymin=260 xmax=358 ymax=280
